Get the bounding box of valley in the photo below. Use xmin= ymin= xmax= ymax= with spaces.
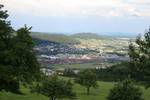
xmin=33 ymin=33 xmax=132 ymax=74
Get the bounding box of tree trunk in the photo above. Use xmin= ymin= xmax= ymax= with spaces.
xmin=87 ymin=87 xmax=90 ymax=95
xmin=50 ymin=96 xmax=56 ymax=100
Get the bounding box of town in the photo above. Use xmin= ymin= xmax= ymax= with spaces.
xmin=33 ymin=34 xmax=131 ymax=75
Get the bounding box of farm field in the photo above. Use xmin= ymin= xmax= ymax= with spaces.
xmin=52 ymin=63 xmax=99 ymax=69
xmin=0 ymin=78 xmax=150 ymax=100
xmin=51 ymin=63 xmax=114 ymax=70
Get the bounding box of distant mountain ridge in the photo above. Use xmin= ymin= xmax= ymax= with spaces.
xmin=31 ymin=32 xmax=79 ymax=44
xmin=31 ymin=32 xmax=135 ymax=44
xmin=98 ymin=32 xmax=138 ymax=38
xmin=71 ymin=32 xmax=135 ymax=39
xmin=71 ymin=33 xmax=101 ymax=39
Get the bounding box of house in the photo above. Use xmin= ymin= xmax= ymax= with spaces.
xmin=41 ymin=68 xmax=55 ymax=76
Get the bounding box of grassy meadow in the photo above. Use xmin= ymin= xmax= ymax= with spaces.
xmin=0 ymin=78 xmax=150 ymax=100
xmin=51 ymin=63 xmax=114 ymax=70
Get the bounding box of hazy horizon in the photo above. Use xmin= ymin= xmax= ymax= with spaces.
xmin=1 ymin=0 xmax=150 ymax=35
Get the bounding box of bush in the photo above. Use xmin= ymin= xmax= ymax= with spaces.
xmin=107 ymin=79 xmax=144 ymax=100
xmin=96 ymin=62 xmax=130 ymax=82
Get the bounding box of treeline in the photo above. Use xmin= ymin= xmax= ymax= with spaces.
xmin=95 ymin=62 xmax=130 ymax=82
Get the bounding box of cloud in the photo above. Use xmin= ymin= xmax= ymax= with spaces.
xmin=1 ymin=0 xmax=150 ymax=17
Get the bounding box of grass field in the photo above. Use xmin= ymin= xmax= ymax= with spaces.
xmin=52 ymin=63 xmax=97 ymax=69
xmin=0 ymin=78 xmax=150 ymax=100
xmin=52 ymin=63 xmax=114 ymax=70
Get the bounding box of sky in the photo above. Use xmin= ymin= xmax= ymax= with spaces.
xmin=1 ymin=0 xmax=150 ymax=35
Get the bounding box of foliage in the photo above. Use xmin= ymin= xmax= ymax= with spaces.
xmin=107 ymin=79 xmax=144 ymax=100
xmin=0 ymin=4 xmax=18 ymax=93
xmin=128 ymin=27 xmax=150 ymax=88
xmin=12 ymin=26 xmax=41 ymax=83
xmin=63 ymin=68 xmax=76 ymax=77
xmin=75 ymin=69 xmax=98 ymax=95
xmin=34 ymin=75 xmax=76 ymax=100
xmin=96 ymin=62 xmax=130 ymax=82
xmin=0 ymin=4 xmax=41 ymax=93
xmin=1 ymin=79 xmax=150 ymax=100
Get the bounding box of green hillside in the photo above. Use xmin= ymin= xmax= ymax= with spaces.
xmin=71 ymin=33 xmax=101 ymax=39
xmin=0 ymin=79 xmax=149 ymax=100
xmin=71 ymin=33 xmax=117 ymax=40
xmin=31 ymin=32 xmax=79 ymax=44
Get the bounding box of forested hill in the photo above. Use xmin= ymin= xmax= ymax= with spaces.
xmin=31 ymin=32 xmax=79 ymax=44
xmin=71 ymin=33 xmax=102 ymax=39
xmin=31 ymin=32 xmax=135 ymax=46
xmin=71 ymin=33 xmax=136 ymax=39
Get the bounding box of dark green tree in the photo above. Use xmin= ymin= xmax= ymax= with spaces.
xmin=0 ymin=4 xmax=18 ymax=93
xmin=128 ymin=27 xmax=150 ymax=88
xmin=75 ymin=69 xmax=98 ymax=95
xmin=107 ymin=79 xmax=144 ymax=100
xmin=63 ymin=68 xmax=76 ymax=77
xmin=95 ymin=61 xmax=131 ymax=82
xmin=12 ymin=25 xmax=41 ymax=83
xmin=34 ymin=75 xmax=76 ymax=100
xmin=0 ymin=4 xmax=41 ymax=93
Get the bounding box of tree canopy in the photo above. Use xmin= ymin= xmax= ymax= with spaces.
xmin=107 ymin=79 xmax=144 ymax=100
xmin=0 ymin=4 xmax=41 ymax=93
xmin=12 ymin=26 xmax=41 ymax=83
xmin=75 ymin=69 xmax=98 ymax=95
xmin=34 ymin=75 xmax=76 ymax=100
xmin=128 ymin=27 xmax=150 ymax=88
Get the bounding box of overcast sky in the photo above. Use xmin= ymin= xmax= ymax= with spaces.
xmin=1 ymin=0 xmax=150 ymax=35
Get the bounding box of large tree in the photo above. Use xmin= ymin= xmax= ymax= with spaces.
xmin=0 ymin=4 xmax=17 ymax=93
xmin=75 ymin=69 xmax=98 ymax=95
xmin=128 ymin=27 xmax=150 ymax=88
xmin=12 ymin=26 xmax=41 ymax=83
xmin=107 ymin=79 xmax=144 ymax=100
xmin=0 ymin=4 xmax=41 ymax=93
xmin=34 ymin=75 xmax=76 ymax=100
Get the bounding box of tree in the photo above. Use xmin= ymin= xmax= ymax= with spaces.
xmin=63 ymin=68 xmax=76 ymax=77
xmin=128 ymin=27 xmax=150 ymax=88
xmin=107 ymin=79 xmax=144 ymax=100
xmin=75 ymin=69 xmax=98 ymax=95
xmin=34 ymin=75 xmax=76 ymax=100
xmin=12 ymin=25 xmax=41 ymax=83
xmin=96 ymin=62 xmax=131 ymax=82
xmin=0 ymin=4 xmax=41 ymax=93
xmin=0 ymin=4 xmax=18 ymax=93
